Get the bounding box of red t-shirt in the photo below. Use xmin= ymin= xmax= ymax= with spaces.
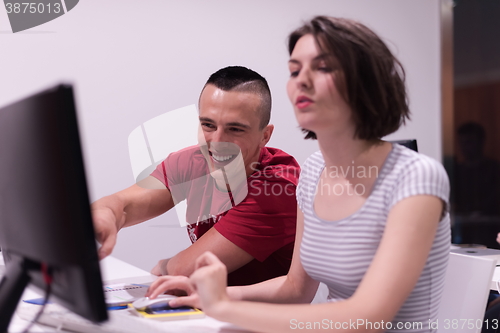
xmin=151 ymin=145 xmax=299 ymax=285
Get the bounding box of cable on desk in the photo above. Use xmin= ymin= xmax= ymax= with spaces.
xmin=22 ymin=262 xmax=53 ymax=333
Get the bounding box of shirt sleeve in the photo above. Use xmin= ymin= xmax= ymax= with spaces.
xmin=150 ymin=145 xmax=201 ymax=202
xmin=388 ymin=155 xmax=450 ymax=220
xmin=150 ymin=159 xmax=170 ymax=188
xmin=296 ymin=152 xmax=320 ymax=213
xmin=296 ymin=161 xmax=310 ymax=212
xmin=214 ymin=172 xmax=298 ymax=262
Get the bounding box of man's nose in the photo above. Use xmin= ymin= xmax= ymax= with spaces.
xmin=211 ymin=128 xmax=227 ymax=143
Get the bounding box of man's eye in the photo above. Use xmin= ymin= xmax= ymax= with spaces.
xmin=229 ymin=127 xmax=244 ymax=132
xmin=201 ymin=122 xmax=214 ymax=128
xmin=290 ymin=71 xmax=299 ymax=77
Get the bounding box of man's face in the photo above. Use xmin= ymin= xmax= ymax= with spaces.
xmin=198 ymin=84 xmax=272 ymax=178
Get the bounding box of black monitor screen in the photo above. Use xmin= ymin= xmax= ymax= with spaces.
xmin=0 ymin=84 xmax=107 ymax=331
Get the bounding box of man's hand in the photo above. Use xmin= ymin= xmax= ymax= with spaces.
xmin=91 ymin=177 xmax=174 ymax=260
xmin=91 ymin=206 xmax=125 ymax=259
xmin=151 ymin=258 xmax=170 ymax=276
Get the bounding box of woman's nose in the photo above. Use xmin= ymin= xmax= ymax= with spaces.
xmin=296 ymin=68 xmax=312 ymax=89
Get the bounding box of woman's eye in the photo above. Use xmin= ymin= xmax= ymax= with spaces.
xmin=290 ymin=71 xmax=299 ymax=77
xmin=318 ymin=67 xmax=332 ymax=73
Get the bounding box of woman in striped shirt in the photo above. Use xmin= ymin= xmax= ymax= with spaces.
xmin=147 ymin=16 xmax=450 ymax=333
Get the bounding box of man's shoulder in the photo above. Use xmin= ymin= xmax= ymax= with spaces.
xmin=165 ymin=145 xmax=207 ymax=169
xmin=250 ymin=147 xmax=300 ymax=185
xmin=157 ymin=145 xmax=209 ymax=184
xmin=260 ymin=147 xmax=298 ymax=166
xmin=169 ymin=144 xmax=204 ymax=160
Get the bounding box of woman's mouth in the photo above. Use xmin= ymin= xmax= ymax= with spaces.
xmin=296 ymin=96 xmax=313 ymax=109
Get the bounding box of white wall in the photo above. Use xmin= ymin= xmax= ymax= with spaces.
xmin=0 ymin=0 xmax=443 ymax=271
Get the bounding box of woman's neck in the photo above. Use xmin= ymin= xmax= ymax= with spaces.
xmin=317 ymin=132 xmax=380 ymax=169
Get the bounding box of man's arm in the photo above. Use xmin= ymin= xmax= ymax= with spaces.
xmin=145 ymin=206 xmax=318 ymax=307
xmin=161 ymin=227 xmax=254 ymax=276
xmin=153 ymin=176 xmax=297 ymax=277
xmin=92 ymin=176 xmax=174 ymax=259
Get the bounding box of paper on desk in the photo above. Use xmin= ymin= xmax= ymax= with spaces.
xmin=104 ymin=283 xmax=150 ymax=306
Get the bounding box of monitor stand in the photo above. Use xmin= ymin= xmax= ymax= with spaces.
xmin=0 ymin=253 xmax=38 ymax=333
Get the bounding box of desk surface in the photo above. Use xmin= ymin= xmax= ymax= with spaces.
xmin=1 ymin=255 xmax=250 ymax=333
xmin=4 ymin=254 xmax=500 ymax=332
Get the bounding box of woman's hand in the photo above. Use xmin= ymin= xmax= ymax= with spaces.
xmin=145 ymin=251 xmax=231 ymax=312
xmin=146 ymin=275 xmax=201 ymax=308
xmin=189 ymin=251 xmax=231 ymax=315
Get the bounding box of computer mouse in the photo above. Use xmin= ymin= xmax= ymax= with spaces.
xmin=132 ymin=295 xmax=178 ymax=311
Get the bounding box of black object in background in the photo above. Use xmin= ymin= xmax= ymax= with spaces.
xmin=390 ymin=139 xmax=418 ymax=152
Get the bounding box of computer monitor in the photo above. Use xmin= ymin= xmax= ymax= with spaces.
xmin=0 ymin=84 xmax=108 ymax=332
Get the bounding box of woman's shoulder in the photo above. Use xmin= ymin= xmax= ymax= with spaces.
xmin=389 ymin=143 xmax=448 ymax=179
xmin=385 ymin=144 xmax=450 ymax=207
xmin=296 ymin=151 xmax=325 ymax=205
xmin=299 ymin=151 xmax=326 ymax=183
xmin=302 ymin=150 xmax=325 ymax=171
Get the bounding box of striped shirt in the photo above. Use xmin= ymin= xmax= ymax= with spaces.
xmin=297 ymin=144 xmax=451 ymax=333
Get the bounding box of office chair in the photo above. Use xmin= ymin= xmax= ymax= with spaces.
xmin=437 ymin=252 xmax=496 ymax=333
xmin=389 ymin=139 xmax=418 ymax=152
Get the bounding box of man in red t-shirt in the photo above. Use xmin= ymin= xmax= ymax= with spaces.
xmin=92 ymin=66 xmax=299 ymax=285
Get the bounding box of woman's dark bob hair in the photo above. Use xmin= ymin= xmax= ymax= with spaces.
xmin=288 ymin=16 xmax=410 ymax=141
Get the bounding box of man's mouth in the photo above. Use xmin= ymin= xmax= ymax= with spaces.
xmin=209 ymin=151 xmax=236 ymax=163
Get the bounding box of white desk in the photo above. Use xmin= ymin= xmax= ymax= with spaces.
xmin=1 ymin=255 xmax=250 ymax=333
xmin=5 ymin=253 xmax=500 ymax=332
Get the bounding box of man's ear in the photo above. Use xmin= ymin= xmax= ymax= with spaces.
xmin=260 ymin=124 xmax=274 ymax=148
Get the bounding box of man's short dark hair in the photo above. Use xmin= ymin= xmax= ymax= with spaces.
xmin=202 ymin=66 xmax=271 ymax=129
xmin=288 ymin=16 xmax=410 ymax=140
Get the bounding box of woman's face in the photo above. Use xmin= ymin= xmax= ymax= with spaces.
xmin=286 ymin=34 xmax=354 ymax=138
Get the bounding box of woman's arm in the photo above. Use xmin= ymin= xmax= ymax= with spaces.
xmin=147 ymin=206 xmax=319 ymax=306
xmin=227 ymin=206 xmax=319 ymax=303
xmin=191 ymin=195 xmax=444 ymax=333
